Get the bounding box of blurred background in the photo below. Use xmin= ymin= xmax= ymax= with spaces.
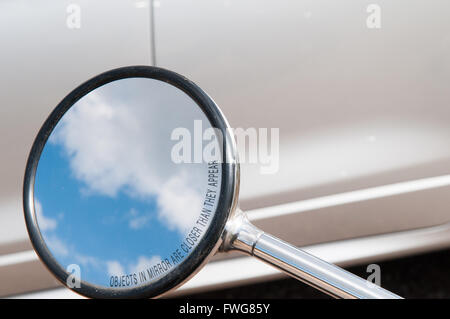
xmin=1 ymin=0 xmax=450 ymax=298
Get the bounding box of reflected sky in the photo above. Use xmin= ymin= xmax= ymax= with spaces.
xmin=34 ymin=78 xmax=222 ymax=288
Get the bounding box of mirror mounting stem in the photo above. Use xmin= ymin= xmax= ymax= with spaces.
xmin=222 ymin=209 xmax=402 ymax=299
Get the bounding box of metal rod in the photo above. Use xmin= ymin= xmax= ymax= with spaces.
xmin=222 ymin=211 xmax=402 ymax=299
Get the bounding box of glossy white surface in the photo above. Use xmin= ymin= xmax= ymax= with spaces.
xmin=155 ymin=0 xmax=450 ymax=237
xmin=1 ymin=0 xmax=450 ymax=297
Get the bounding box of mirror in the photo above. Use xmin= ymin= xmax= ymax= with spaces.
xmin=25 ymin=66 xmax=400 ymax=299
xmin=24 ymin=67 xmax=237 ymax=298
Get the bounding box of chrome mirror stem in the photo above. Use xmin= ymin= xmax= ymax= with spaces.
xmin=222 ymin=210 xmax=402 ymax=299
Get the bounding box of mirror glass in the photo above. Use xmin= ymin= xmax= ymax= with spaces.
xmin=33 ymin=77 xmax=223 ymax=289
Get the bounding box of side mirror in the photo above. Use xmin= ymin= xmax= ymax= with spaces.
xmin=23 ymin=66 xmax=401 ymax=299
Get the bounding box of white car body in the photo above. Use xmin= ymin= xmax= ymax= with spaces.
xmin=1 ymin=0 xmax=450 ymax=297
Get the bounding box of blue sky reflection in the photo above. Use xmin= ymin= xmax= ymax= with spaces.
xmin=34 ymin=78 xmax=221 ymax=288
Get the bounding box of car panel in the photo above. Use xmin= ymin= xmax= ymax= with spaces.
xmin=2 ymin=0 xmax=450 ymax=297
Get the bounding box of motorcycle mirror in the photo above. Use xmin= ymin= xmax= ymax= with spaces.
xmin=24 ymin=66 xmax=401 ymax=299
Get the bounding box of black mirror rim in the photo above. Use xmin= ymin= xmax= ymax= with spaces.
xmin=23 ymin=65 xmax=239 ymax=299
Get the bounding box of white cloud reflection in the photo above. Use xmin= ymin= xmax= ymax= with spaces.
xmin=129 ymin=255 xmax=161 ymax=275
xmin=46 ymin=235 xmax=69 ymax=257
xmin=158 ymin=172 xmax=203 ymax=233
xmin=106 ymin=261 xmax=125 ymax=277
xmin=127 ymin=208 xmax=152 ymax=230
xmin=107 ymin=255 xmax=162 ymax=278
xmin=50 ymin=78 xmax=209 ymax=235
xmin=35 ymin=199 xmax=57 ymax=232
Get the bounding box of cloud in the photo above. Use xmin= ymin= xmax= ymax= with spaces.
xmin=106 ymin=261 xmax=125 ymax=277
xmin=40 ymin=230 xmax=101 ymax=268
xmin=49 ymin=78 xmax=211 ymax=234
xmin=129 ymin=256 xmax=161 ymax=274
xmin=35 ymin=199 xmax=57 ymax=231
xmin=157 ymin=173 xmax=203 ymax=233
xmin=107 ymin=256 xmax=161 ymax=277
xmin=46 ymin=235 xmax=69 ymax=257
xmin=73 ymin=252 xmax=101 ymax=269
xmin=127 ymin=208 xmax=152 ymax=230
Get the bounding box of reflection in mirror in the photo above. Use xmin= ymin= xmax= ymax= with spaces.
xmin=34 ymin=78 xmax=222 ymax=289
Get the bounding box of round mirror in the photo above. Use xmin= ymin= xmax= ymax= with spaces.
xmin=24 ymin=66 xmax=238 ymax=298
